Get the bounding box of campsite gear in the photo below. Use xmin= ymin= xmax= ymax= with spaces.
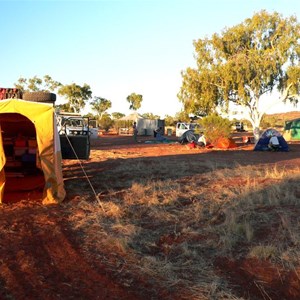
xmin=283 ymin=118 xmax=300 ymax=141
xmin=254 ymin=128 xmax=289 ymax=152
xmin=167 ymin=128 xmax=172 ymax=136
xmin=0 ymin=99 xmax=66 ymax=204
xmin=242 ymin=136 xmax=251 ymax=144
xmin=0 ymin=88 xmax=22 ymax=100
xmin=187 ymin=141 xmax=196 ymax=149
xmin=22 ymin=92 xmax=56 ymax=104
xmin=197 ymin=134 xmax=206 ymax=147
xmin=179 ymin=130 xmax=199 ymax=144
xmin=214 ymin=137 xmax=237 ymax=149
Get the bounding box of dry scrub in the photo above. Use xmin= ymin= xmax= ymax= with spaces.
xmin=64 ymin=153 xmax=300 ymax=300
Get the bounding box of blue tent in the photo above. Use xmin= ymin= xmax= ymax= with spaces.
xmin=254 ymin=128 xmax=289 ymax=152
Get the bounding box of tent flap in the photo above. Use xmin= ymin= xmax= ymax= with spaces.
xmin=0 ymin=99 xmax=66 ymax=204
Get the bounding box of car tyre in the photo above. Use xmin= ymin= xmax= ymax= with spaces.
xmin=22 ymin=92 xmax=56 ymax=103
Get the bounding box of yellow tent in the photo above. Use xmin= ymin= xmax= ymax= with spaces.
xmin=0 ymin=99 xmax=66 ymax=204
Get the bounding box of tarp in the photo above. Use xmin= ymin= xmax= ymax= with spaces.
xmin=283 ymin=118 xmax=300 ymax=141
xmin=0 ymin=99 xmax=66 ymax=204
xmin=254 ymin=128 xmax=289 ymax=152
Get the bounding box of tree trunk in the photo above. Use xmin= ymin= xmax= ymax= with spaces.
xmin=253 ymin=125 xmax=260 ymax=142
xmin=246 ymin=99 xmax=262 ymax=143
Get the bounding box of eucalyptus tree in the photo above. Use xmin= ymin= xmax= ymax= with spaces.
xmin=164 ymin=115 xmax=176 ymax=126
xmin=175 ymin=110 xmax=190 ymax=123
xmin=111 ymin=112 xmax=125 ymax=120
xmin=15 ymin=75 xmax=62 ymax=92
xmin=58 ymin=83 xmax=92 ymax=113
xmin=126 ymin=93 xmax=143 ymax=111
xmin=98 ymin=112 xmax=114 ymax=131
xmin=141 ymin=113 xmax=160 ymax=120
xmin=90 ymin=97 xmax=112 ymax=120
xmin=178 ymin=10 xmax=300 ymax=140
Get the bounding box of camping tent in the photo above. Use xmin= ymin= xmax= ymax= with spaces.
xmin=254 ymin=128 xmax=289 ymax=152
xmin=283 ymin=118 xmax=300 ymax=141
xmin=179 ymin=130 xmax=199 ymax=144
xmin=0 ymin=99 xmax=66 ymax=204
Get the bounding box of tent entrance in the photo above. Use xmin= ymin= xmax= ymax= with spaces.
xmin=0 ymin=113 xmax=45 ymax=202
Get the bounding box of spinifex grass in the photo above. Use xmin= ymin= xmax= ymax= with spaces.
xmin=66 ymin=156 xmax=300 ymax=299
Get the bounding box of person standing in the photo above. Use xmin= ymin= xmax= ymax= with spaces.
xmin=133 ymin=122 xmax=138 ymax=142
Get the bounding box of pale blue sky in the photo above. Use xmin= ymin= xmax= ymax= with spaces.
xmin=1 ymin=0 xmax=299 ymax=117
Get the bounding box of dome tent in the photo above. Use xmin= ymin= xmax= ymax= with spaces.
xmin=254 ymin=128 xmax=289 ymax=152
xmin=0 ymin=99 xmax=66 ymax=204
xmin=179 ymin=130 xmax=199 ymax=144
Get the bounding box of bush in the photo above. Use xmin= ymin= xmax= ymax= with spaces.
xmin=261 ymin=115 xmax=279 ymax=129
xmin=198 ymin=114 xmax=232 ymax=144
xmin=99 ymin=114 xmax=114 ymax=132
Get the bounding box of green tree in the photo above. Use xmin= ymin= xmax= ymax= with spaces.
xmin=164 ymin=115 xmax=176 ymax=126
xmin=199 ymin=114 xmax=232 ymax=144
xmin=90 ymin=97 xmax=112 ymax=120
xmin=83 ymin=112 xmax=96 ymax=119
xmin=127 ymin=93 xmax=143 ymax=111
xmin=260 ymin=115 xmax=278 ymax=129
xmin=141 ymin=113 xmax=160 ymax=119
xmin=178 ymin=10 xmax=300 ymax=141
xmin=14 ymin=75 xmax=62 ymax=92
xmin=98 ymin=113 xmax=114 ymax=131
xmin=175 ymin=111 xmax=190 ymax=123
xmin=111 ymin=112 xmax=125 ymax=120
xmin=58 ymin=83 xmax=92 ymax=113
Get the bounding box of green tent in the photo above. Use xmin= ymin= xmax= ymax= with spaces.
xmin=283 ymin=118 xmax=300 ymax=141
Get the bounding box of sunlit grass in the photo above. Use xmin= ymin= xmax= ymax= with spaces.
xmin=66 ymin=158 xmax=300 ymax=299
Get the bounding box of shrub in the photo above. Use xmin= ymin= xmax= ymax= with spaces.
xmin=99 ymin=113 xmax=114 ymax=131
xmin=198 ymin=114 xmax=232 ymax=144
xmin=261 ymin=115 xmax=278 ymax=129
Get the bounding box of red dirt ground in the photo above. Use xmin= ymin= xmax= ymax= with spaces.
xmin=1 ymin=133 xmax=300 ymax=299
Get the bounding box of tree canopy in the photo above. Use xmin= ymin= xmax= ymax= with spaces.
xmin=90 ymin=97 xmax=112 ymax=120
xmin=15 ymin=75 xmax=61 ymax=93
xmin=111 ymin=112 xmax=125 ymax=120
xmin=141 ymin=112 xmax=160 ymax=120
xmin=178 ymin=10 xmax=300 ymax=139
xmin=127 ymin=93 xmax=143 ymax=111
xmin=58 ymin=83 xmax=92 ymax=113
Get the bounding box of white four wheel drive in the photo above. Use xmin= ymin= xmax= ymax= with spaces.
xmin=175 ymin=122 xmax=201 ymax=137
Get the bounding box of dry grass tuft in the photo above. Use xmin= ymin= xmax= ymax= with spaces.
xmin=66 ymin=155 xmax=300 ymax=299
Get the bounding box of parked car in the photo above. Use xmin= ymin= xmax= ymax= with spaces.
xmin=176 ymin=122 xmax=201 ymax=137
xmin=56 ymin=112 xmax=90 ymax=159
xmin=56 ymin=113 xmax=89 ymax=136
